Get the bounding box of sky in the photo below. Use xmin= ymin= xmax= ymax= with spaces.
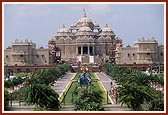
xmin=3 ymin=3 xmax=165 ymax=48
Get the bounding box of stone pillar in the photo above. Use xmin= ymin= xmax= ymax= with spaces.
xmin=76 ymin=46 xmax=78 ymax=55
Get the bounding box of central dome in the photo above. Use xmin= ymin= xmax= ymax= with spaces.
xmin=78 ymin=26 xmax=92 ymax=32
xmin=74 ymin=9 xmax=94 ymax=30
xmin=78 ymin=9 xmax=92 ymax=23
xmin=78 ymin=17 xmax=92 ymax=23
xmin=76 ymin=27 xmax=94 ymax=36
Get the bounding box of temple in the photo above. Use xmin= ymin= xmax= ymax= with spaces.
xmin=4 ymin=9 xmax=164 ymax=66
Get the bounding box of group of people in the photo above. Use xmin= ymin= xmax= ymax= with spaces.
xmin=109 ymin=81 xmax=117 ymax=103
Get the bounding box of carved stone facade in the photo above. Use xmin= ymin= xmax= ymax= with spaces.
xmin=48 ymin=9 xmax=120 ymax=64
xmin=4 ymin=10 xmax=164 ymax=66
xmin=115 ymin=37 xmax=164 ymax=64
xmin=4 ymin=39 xmax=50 ymax=66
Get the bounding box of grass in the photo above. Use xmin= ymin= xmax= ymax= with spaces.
xmin=62 ymin=73 xmax=111 ymax=105
xmin=58 ymin=73 xmax=77 ymax=103
xmin=92 ymin=73 xmax=111 ymax=104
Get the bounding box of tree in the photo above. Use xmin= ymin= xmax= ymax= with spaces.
xmin=149 ymin=99 xmax=164 ymax=111
xmin=102 ymin=63 xmax=164 ymax=111
xmin=35 ymin=69 xmax=55 ymax=85
xmin=117 ymin=82 xmax=156 ymax=110
xmin=4 ymin=88 xmax=10 ymax=111
xmin=22 ymin=83 xmax=61 ymax=110
xmin=9 ymin=64 xmax=69 ymax=111
xmin=72 ymin=86 xmax=104 ymax=111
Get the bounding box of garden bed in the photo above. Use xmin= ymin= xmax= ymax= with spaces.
xmin=61 ymin=73 xmax=111 ymax=105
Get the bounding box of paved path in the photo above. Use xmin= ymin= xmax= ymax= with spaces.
xmin=53 ymin=72 xmax=117 ymax=104
xmin=95 ymin=72 xmax=117 ymax=104
xmin=52 ymin=73 xmax=75 ymax=96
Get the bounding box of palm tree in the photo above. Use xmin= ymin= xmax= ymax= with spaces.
xmin=117 ymin=82 xmax=156 ymax=110
xmin=102 ymin=63 xmax=164 ymax=111
xmin=26 ymin=83 xmax=61 ymax=110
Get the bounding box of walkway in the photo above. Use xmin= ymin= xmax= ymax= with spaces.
xmin=52 ymin=73 xmax=75 ymax=96
xmin=53 ymin=72 xmax=117 ymax=104
xmin=95 ymin=72 xmax=117 ymax=104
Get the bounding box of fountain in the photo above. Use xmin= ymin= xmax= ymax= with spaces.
xmin=77 ymin=65 xmax=92 ymax=86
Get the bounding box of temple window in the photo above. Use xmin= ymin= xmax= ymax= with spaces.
xmin=83 ymin=46 xmax=88 ymax=54
xmin=128 ymin=53 xmax=130 ymax=57
xmin=160 ymin=53 xmax=163 ymax=56
xmin=89 ymin=46 xmax=93 ymax=55
xmin=78 ymin=47 xmax=81 ymax=54
xmin=147 ymin=53 xmax=150 ymax=56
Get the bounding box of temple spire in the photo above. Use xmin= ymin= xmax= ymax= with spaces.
xmin=105 ymin=24 xmax=108 ymax=27
xmin=62 ymin=24 xmax=65 ymax=28
xmin=83 ymin=8 xmax=86 ymax=17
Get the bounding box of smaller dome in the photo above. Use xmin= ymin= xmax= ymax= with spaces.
xmin=48 ymin=37 xmax=56 ymax=45
xmin=115 ymin=37 xmax=122 ymax=44
xmin=57 ymin=24 xmax=69 ymax=33
xmin=56 ymin=24 xmax=71 ymax=37
xmin=50 ymin=37 xmax=55 ymax=41
xmin=99 ymin=24 xmax=115 ymax=36
xmin=70 ymin=22 xmax=77 ymax=27
xmin=94 ymin=21 xmax=100 ymax=27
xmin=102 ymin=24 xmax=112 ymax=32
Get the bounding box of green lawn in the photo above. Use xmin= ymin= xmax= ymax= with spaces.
xmin=62 ymin=73 xmax=111 ymax=105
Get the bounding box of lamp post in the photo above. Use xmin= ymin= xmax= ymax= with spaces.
xmin=156 ymin=87 xmax=162 ymax=102
xmin=18 ymin=85 xmax=21 ymax=106
xmin=9 ymin=76 xmax=14 ymax=106
xmin=108 ymin=64 xmax=109 ymax=76
xmin=10 ymin=87 xmax=13 ymax=106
